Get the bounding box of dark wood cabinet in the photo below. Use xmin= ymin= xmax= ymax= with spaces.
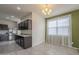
xmin=0 ymin=33 xmax=9 ymax=41
xmin=0 ymin=24 xmax=9 ymax=41
xmin=0 ymin=24 xmax=8 ymax=30
xmin=15 ymin=35 xmax=32 ymax=49
xmin=18 ymin=19 xmax=32 ymax=30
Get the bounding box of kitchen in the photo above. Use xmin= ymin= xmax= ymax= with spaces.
xmin=15 ymin=17 xmax=32 ymax=49
xmin=0 ymin=12 xmax=32 ymax=50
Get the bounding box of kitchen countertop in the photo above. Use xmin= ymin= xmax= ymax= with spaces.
xmin=16 ymin=34 xmax=32 ymax=37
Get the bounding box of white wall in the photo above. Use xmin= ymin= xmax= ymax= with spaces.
xmin=32 ymin=12 xmax=45 ymax=47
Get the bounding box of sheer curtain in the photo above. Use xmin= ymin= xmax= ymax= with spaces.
xmin=46 ymin=15 xmax=72 ymax=47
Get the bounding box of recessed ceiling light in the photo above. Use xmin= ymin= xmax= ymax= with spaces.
xmin=17 ymin=6 xmax=21 ymax=10
xmin=11 ymin=16 xmax=15 ymax=18
xmin=5 ymin=17 xmax=10 ymax=19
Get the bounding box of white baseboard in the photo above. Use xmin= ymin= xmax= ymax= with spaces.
xmin=70 ymin=47 xmax=79 ymax=50
xmin=32 ymin=41 xmax=45 ymax=47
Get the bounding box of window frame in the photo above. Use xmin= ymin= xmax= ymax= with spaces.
xmin=46 ymin=14 xmax=72 ymax=47
xmin=47 ymin=15 xmax=71 ymax=36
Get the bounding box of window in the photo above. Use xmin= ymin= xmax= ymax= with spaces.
xmin=47 ymin=20 xmax=57 ymax=35
xmin=47 ymin=15 xmax=70 ymax=36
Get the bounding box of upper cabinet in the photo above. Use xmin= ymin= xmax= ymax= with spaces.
xmin=0 ymin=24 xmax=8 ymax=30
xmin=18 ymin=19 xmax=32 ymax=30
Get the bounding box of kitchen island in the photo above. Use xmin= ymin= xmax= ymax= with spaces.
xmin=15 ymin=34 xmax=32 ymax=49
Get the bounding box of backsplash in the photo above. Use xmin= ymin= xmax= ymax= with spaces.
xmin=21 ymin=30 xmax=32 ymax=35
xmin=0 ymin=30 xmax=8 ymax=34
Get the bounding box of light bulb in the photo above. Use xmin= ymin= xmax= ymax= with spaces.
xmin=42 ymin=10 xmax=47 ymax=15
xmin=42 ymin=5 xmax=52 ymax=15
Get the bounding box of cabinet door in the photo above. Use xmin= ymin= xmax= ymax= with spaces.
xmin=20 ymin=38 xmax=24 ymax=47
xmin=27 ymin=20 xmax=32 ymax=30
xmin=18 ymin=19 xmax=32 ymax=30
xmin=18 ymin=24 xmax=19 ymax=29
xmin=24 ymin=20 xmax=28 ymax=29
xmin=29 ymin=20 xmax=32 ymax=30
xmin=18 ymin=24 xmax=20 ymax=29
xmin=23 ymin=21 xmax=26 ymax=29
xmin=0 ymin=24 xmax=8 ymax=30
xmin=19 ymin=23 xmax=22 ymax=30
xmin=4 ymin=25 xmax=8 ymax=30
xmin=24 ymin=37 xmax=32 ymax=48
xmin=3 ymin=25 xmax=5 ymax=30
xmin=1 ymin=25 xmax=3 ymax=30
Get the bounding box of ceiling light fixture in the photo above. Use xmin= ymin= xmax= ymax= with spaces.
xmin=17 ymin=6 xmax=21 ymax=10
xmin=42 ymin=4 xmax=52 ymax=15
xmin=5 ymin=17 xmax=10 ymax=19
xmin=11 ymin=16 xmax=14 ymax=18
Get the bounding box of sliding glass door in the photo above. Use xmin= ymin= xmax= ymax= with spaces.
xmin=46 ymin=15 xmax=72 ymax=47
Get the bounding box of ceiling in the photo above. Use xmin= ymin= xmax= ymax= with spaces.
xmin=0 ymin=4 xmax=79 ymax=22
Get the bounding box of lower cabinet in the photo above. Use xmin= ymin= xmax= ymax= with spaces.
xmin=15 ymin=35 xmax=32 ymax=49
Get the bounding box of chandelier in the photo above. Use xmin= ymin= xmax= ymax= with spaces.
xmin=42 ymin=4 xmax=52 ymax=15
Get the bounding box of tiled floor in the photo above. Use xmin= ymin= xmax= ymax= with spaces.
xmin=0 ymin=41 xmax=22 ymax=54
xmin=0 ymin=41 xmax=79 ymax=55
